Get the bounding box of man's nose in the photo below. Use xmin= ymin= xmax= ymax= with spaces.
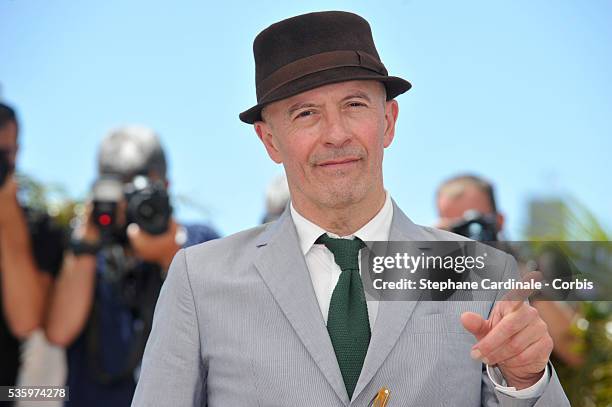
xmin=320 ymin=110 xmax=353 ymax=147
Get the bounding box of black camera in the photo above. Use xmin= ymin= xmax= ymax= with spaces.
xmin=91 ymin=175 xmax=171 ymax=244
xmin=0 ymin=149 xmax=12 ymax=187
xmin=124 ymin=176 xmax=171 ymax=235
xmin=450 ymin=210 xmax=498 ymax=242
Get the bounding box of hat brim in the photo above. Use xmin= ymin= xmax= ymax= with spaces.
xmin=239 ymin=66 xmax=411 ymax=124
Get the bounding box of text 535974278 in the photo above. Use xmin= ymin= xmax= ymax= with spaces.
xmin=1 ymin=386 xmax=69 ymax=401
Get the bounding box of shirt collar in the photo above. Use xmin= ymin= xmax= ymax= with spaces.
xmin=290 ymin=191 xmax=393 ymax=255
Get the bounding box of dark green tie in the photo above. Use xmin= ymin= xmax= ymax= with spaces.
xmin=316 ymin=233 xmax=370 ymax=399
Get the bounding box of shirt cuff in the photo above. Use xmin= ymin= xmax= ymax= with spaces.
xmin=486 ymin=363 xmax=549 ymax=399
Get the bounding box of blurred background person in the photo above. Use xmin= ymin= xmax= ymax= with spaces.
xmin=261 ymin=174 xmax=289 ymax=224
xmin=435 ymin=173 xmax=584 ymax=368
xmin=0 ymin=102 xmax=66 ymax=406
xmin=436 ymin=174 xmax=503 ymax=242
xmin=44 ymin=126 xmax=219 ymax=407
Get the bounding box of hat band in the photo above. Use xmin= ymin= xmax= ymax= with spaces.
xmin=257 ymin=50 xmax=388 ymax=101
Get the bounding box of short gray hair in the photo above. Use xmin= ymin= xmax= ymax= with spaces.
xmin=97 ymin=125 xmax=167 ymax=179
xmin=436 ymin=173 xmax=498 ymax=213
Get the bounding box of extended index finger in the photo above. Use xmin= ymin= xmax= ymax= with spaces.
xmin=499 ymin=270 xmax=543 ymax=311
xmin=472 ymin=303 xmax=536 ymax=358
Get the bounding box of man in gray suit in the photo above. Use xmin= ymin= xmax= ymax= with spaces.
xmin=132 ymin=11 xmax=569 ymax=406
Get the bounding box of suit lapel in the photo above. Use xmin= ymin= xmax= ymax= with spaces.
xmin=253 ymin=209 xmax=350 ymax=405
xmin=352 ymin=200 xmax=430 ymax=402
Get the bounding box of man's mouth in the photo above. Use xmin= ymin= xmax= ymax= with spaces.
xmin=317 ymin=157 xmax=361 ymax=169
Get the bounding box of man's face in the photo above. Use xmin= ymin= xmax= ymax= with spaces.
xmin=0 ymin=121 xmax=18 ymax=171
xmin=437 ymin=184 xmax=503 ymax=231
xmin=255 ymin=80 xmax=398 ymax=212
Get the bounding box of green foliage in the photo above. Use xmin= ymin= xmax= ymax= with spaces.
xmin=16 ymin=173 xmax=82 ymax=227
xmin=526 ymin=197 xmax=611 ymax=407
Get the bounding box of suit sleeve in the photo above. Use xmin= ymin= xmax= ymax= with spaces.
xmin=132 ymin=249 xmax=206 ymax=407
xmin=480 ymin=254 xmax=570 ymax=407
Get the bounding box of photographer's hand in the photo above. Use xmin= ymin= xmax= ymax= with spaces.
xmin=78 ymin=203 xmax=101 ymax=244
xmin=45 ymin=203 xmax=99 ymax=347
xmin=0 ymin=175 xmax=19 ymax=225
xmin=127 ymin=218 xmax=182 ymax=270
xmin=0 ymin=175 xmax=51 ymax=338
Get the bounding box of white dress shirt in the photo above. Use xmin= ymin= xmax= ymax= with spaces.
xmin=289 ymin=192 xmax=549 ymax=399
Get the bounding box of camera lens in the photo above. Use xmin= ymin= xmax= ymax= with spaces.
xmin=125 ymin=177 xmax=171 ymax=235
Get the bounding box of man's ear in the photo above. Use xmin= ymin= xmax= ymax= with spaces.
xmin=254 ymin=121 xmax=283 ymax=164
xmin=383 ymin=99 xmax=399 ymax=148
xmin=496 ymin=212 xmax=505 ymax=232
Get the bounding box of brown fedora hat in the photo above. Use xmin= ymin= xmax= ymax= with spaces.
xmin=239 ymin=11 xmax=412 ymax=124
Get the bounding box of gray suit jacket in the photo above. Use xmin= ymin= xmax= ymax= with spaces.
xmin=132 ymin=201 xmax=569 ymax=406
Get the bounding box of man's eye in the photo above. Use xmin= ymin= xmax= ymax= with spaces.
xmin=348 ymin=101 xmax=366 ymax=108
xmin=295 ymin=110 xmax=315 ymax=119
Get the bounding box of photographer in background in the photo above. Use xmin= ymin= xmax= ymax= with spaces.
xmin=435 ymin=174 xmax=583 ymax=367
xmin=44 ymin=126 xmax=219 ymax=407
xmin=0 ymin=102 xmax=65 ymax=404
xmin=261 ymin=174 xmax=289 ymax=224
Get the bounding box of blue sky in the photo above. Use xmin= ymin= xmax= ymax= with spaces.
xmin=1 ymin=0 xmax=610 ymax=238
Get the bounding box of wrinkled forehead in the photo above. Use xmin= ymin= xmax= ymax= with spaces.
xmin=437 ymin=184 xmax=495 ymax=216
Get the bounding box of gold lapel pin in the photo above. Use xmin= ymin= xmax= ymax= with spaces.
xmin=368 ymin=386 xmax=390 ymax=407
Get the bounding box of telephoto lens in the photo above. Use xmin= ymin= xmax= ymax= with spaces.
xmin=124 ymin=176 xmax=171 ymax=235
